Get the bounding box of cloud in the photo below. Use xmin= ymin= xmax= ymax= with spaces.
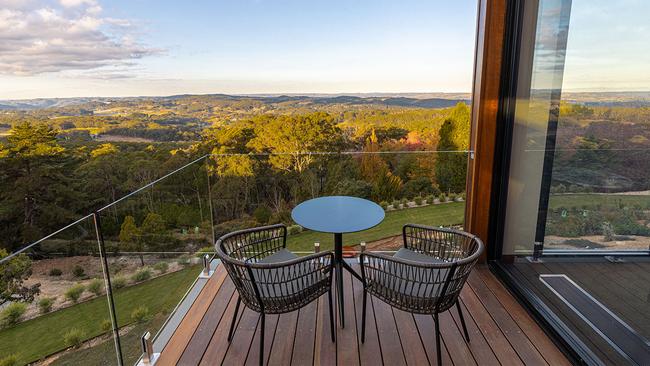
xmin=0 ymin=1 xmax=160 ymax=76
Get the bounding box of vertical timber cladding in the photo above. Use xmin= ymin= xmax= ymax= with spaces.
xmin=464 ymin=0 xmax=507 ymax=261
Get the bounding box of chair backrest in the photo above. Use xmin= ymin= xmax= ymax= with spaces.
xmin=215 ymin=224 xmax=287 ymax=312
xmin=402 ymin=224 xmax=483 ymax=312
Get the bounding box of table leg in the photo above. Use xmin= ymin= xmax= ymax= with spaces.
xmin=334 ymin=233 xmax=345 ymax=328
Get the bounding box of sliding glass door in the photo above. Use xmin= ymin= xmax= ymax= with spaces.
xmin=494 ymin=0 xmax=650 ymax=364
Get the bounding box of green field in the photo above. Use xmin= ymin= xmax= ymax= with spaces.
xmin=0 ymin=265 xmax=200 ymax=365
xmin=286 ymin=202 xmax=465 ymax=252
xmin=549 ymin=193 xmax=650 ymax=210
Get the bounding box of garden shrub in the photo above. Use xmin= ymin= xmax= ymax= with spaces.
xmin=0 ymin=303 xmax=27 ymax=328
xmin=112 ymin=276 xmax=127 ymax=289
xmin=392 ymin=199 xmax=401 ymax=209
xmin=64 ymin=284 xmax=85 ymax=303
xmin=64 ymin=328 xmax=85 ymax=348
xmin=48 ymin=268 xmax=62 ymax=277
xmin=153 ymin=261 xmax=169 ymax=274
xmin=38 ymin=297 xmax=55 ymax=314
xmin=400 ymin=198 xmax=408 ymax=206
xmin=253 ymin=205 xmax=272 ymax=224
xmin=131 ymin=268 xmax=152 ymax=283
xmin=0 ymin=354 xmax=17 ymax=366
xmin=425 ymin=195 xmax=435 ymax=204
xmin=176 ymin=254 xmax=191 ymax=266
xmin=72 ymin=265 xmax=85 ymax=278
xmin=131 ymin=305 xmax=151 ymax=323
xmin=413 ymin=196 xmax=423 ymax=206
xmin=287 ymin=225 xmax=303 ymax=235
xmin=100 ymin=319 xmax=112 ymax=332
xmin=379 ymin=201 xmax=389 ymax=210
xmin=87 ymin=279 xmax=103 ymax=296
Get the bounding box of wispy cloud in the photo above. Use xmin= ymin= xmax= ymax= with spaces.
xmin=0 ymin=0 xmax=161 ymax=76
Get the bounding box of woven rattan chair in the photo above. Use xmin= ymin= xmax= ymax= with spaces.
xmin=215 ymin=224 xmax=335 ymax=366
xmin=360 ymin=224 xmax=484 ymax=365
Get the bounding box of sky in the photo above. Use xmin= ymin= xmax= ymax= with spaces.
xmin=0 ymin=0 xmax=647 ymax=99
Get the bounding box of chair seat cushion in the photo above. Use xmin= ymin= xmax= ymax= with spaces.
xmin=258 ymin=248 xmax=299 ymax=264
xmin=394 ymin=248 xmax=444 ymax=264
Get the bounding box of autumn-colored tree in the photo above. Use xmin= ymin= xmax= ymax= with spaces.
xmin=360 ymin=129 xmax=387 ymax=182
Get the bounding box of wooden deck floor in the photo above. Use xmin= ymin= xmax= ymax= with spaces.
xmin=508 ymin=258 xmax=650 ymax=365
xmin=155 ymin=263 xmax=569 ymax=366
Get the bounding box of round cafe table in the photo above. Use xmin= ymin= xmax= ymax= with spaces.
xmin=291 ymin=196 xmax=385 ymax=328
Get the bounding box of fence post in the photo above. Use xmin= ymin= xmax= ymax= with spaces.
xmin=93 ymin=212 xmax=124 ymax=366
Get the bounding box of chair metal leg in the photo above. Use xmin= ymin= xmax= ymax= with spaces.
xmin=259 ymin=313 xmax=265 ymax=366
xmin=327 ymin=289 xmax=336 ymax=342
xmin=361 ymin=288 xmax=367 ymax=343
xmin=434 ymin=312 xmax=442 ymax=366
xmin=456 ymin=301 xmax=470 ymax=343
xmin=228 ymin=295 xmax=241 ymax=342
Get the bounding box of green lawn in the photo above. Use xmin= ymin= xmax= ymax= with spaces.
xmin=286 ymin=202 xmax=465 ymax=252
xmin=0 ymin=264 xmax=200 ymax=365
xmin=549 ymin=193 xmax=650 ymax=210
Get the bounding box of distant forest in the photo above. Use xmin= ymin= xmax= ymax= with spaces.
xmin=1 ymin=93 xmax=649 ymax=252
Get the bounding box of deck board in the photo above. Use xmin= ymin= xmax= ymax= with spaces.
xmin=158 ymin=263 xmax=569 ymax=365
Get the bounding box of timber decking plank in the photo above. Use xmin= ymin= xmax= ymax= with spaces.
xmin=438 ymin=309 xmax=477 ymax=365
xmin=156 ymin=265 xmax=227 ymax=366
xmin=267 ymin=309 xmax=299 ymax=365
xmin=221 ymin=307 xmax=260 ymax=365
xmin=156 ymin=262 xmax=568 ymax=366
xmin=372 ymin=295 xmax=406 ymax=366
xmin=392 ymin=309 xmax=432 ymax=366
xmin=351 ymin=271 xmax=383 ymax=366
xmin=244 ymin=313 xmax=279 ymax=366
xmin=292 ymin=300 xmax=319 ymax=366
xmin=475 ymin=267 xmax=571 ymax=366
xmin=459 ymin=279 xmax=523 ymax=366
xmin=448 ymin=298 xmax=499 ymax=365
xmin=314 ymin=292 xmax=337 ymax=366
xmin=177 ymin=279 xmax=235 ymax=366
xmin=467 ymin=272 xmax=548 ymax=365
xmin=336 ymin=270 xmax=361 ymax=366
xmin=413 ymin=313 xmax=453 ymax=366
xmin=197 ymin=294 xmax=243 ymax=366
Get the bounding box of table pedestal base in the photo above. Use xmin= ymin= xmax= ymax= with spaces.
xmin=334 ymin=233 xmax=362 ymax=328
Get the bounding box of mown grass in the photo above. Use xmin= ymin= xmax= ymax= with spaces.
xmin=286 ymin=202 xmax=465 ymax=252
xmin=549 ymin=193 xmax=650 ymax=210
xmin=0 ymin=265 xmax=200 ymax=365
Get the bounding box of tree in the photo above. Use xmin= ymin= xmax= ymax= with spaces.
xmin=372 ymin=171 xmax=403 ymax=202
xmin=0 ymin=122 xmax=78 ymax=249
xmin=359 ymin=129 xmax=388 ymax=182
xmin=248 ymin=112 xmax=342 ymax=172
xmin=140 ymin=213 xmax=173 ymax=253
xmin=0 ymin=249 xmax=40 ymax=306
xmin=119 ymin=216 xmax=144 ymax=266
xmin=435 ymin=103 xmax=470 ymax=193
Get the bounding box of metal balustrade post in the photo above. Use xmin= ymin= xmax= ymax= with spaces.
xmin=93 ymin=212 xmax=124 ymax=366
xmin=139 ymin=331 xmax=159 ymax=365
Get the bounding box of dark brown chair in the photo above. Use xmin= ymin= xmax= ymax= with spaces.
xmin=359 ymin=224 xmax=484 ymax=365
xmin=215 ymin=224 xmax=335 ymax=366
